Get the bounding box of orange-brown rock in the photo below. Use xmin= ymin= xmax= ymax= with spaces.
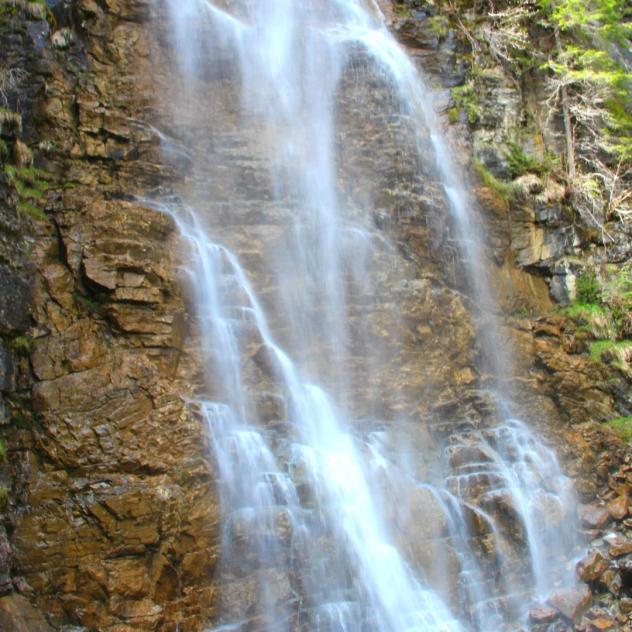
xmin=577 ymin=550 xmax=609 ymax=583
xmin=587 ymin=617 xmax=616 ymax=631
xmin=0 ymin=594 xmax=52 ymax=632
xmin=0 ymin=1 xmax=629 ymax=630
xmin=599 ymin=569 xmax=623 ymax=597
xmin=607 ymin=495 xmax=629 ymax=521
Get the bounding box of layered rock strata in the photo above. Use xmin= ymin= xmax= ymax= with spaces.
xmin=1 ymin=1 xmax=218 ymax=629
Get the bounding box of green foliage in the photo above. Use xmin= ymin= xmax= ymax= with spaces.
xmin=602 ymin=96 xmax=632 ymax=160
xmin=575 ymin=271 xmax=602 ymax=304
xmin=16 ymin=200 xmax=47 ymax=220
xmin=4 ymin=164 xmax=49 ymax=221
xmin=589 ymin=339 xmax=615 ymax=361
xmin=428 ymin=15 xmax=450 ymax=38
xmin=589 ymin=339 xmax=632 ymax=371
xmin=601 ymin=262 xmax=632 ymax=331
xmin=504 ymin=141 xmax=558 ymax=178
xmin=539 ymin=0 xmax=632 ymax=163
xmin=565 ymin=264 xmax=631 ymax=368
xmin=605 ymin=416 xmax=632 ymax=443
xmin=75 ymin=293 xmax=99 ymax=314
xmin=0 ymin=438 xmax=5 ymax=462
xmin=601 ymin=262 xmax=632 ymax=304
xmin=0 ymin=0 xmax=50 ymax=22
xmin=540 ymin=0 xmax=631 ymax=46
xmin=392 ymin=3 xmax=412 ymax=18
xmin=472 ymin=158 xmax=514 ymax=202
xmin=562 ymin=302 xmax=614 ymax=338
xmin=449 ymin=82 xmax=481 ymax=125
xmin=9 ymin=334 xmax=33 ymax=356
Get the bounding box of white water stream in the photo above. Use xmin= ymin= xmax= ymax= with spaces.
xmin=152 ymin=1 xmax=583 ymax=630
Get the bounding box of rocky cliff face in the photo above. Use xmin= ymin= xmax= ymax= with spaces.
xmin=1 ymin=1 xmax=218 ymax=629
xmin=0 ymin=1 xmax=629 ymax=631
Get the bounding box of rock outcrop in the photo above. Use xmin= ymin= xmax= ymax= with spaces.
xmin=1 ymin=1 xmax=218 ymax=629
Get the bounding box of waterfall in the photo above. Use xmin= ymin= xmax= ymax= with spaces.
xmin=150 ymin=1 xmax=583 ymax=630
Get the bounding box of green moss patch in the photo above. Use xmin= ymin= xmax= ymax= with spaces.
xmin=562 ymin=303 xmax=615 ymax=338
xmin=605 ymin=416 xmax=632 ymax=443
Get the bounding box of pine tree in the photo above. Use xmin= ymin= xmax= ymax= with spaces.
xmin=540 ymin=0 xmax=632 ymax=197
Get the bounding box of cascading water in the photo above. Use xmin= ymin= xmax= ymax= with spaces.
xmin=150 ymin=1 xmax=584 ymax=630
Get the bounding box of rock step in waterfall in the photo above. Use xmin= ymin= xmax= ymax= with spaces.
xmin=152 ymin=0 xmax=584 ymax=630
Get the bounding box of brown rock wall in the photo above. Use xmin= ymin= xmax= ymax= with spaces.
xmin=0 ymin=1 xmax=218 ymax=629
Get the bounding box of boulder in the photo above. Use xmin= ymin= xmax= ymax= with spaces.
xmin=607 ymin=495 xmax=629 ymax=520
xmin=528 ymin=604 xmax=559 ymax=624
xmin=599 ymin=569 xmax=623 ymax=596
xmin=588 ymin=617 xmax=616 ymax=631
xmin=578 ymin=504 xmax=610 ymax=529
xmin=576 ymin=550 xmax=608 ymax=582
xmin=548 ymin=585 xmax=592 ymax=621
xmin=604 ymin=533 xmax=632 ymax=558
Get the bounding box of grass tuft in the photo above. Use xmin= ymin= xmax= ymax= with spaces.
xmin=605 ymin=416 xmax=632 ymax=443
xmin=473 ymin=158 xmax=514 ymax=202
xmin=562 ymin=303 xmax=615 ymax=338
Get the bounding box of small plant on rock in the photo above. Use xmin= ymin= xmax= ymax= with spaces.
xmin=4 ymin=164 xmax=49 ymax=220
xmin=472 ymin=158 xmax=514 ymax=203
xmin=605 ymin=416 xmax=632 ymax=443
xmin=575 ymin=271 xmax=601 ymax=304
xmin=504 ymin=141 xmax=559 ymax=178
xmin=449 ymin=82 xmax=481 ymax=125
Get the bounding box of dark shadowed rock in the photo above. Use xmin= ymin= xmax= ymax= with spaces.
xmin=0 ymin=527 xmax=11 ymax=592
xmin=618 ymin=558 xmax=632 ymax=588
xmin=0 ymin=343 xmax=13 ymax=393
xmin=0 ymin=264 xmax=30 ymax=334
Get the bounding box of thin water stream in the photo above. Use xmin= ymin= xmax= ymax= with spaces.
xmin=151 ymin=1 xmax=584 ymax=630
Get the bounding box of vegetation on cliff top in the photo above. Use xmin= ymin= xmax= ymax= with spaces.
xmin=540 ymin=0 xmax=631 ymax=225
xmin=440 ymin=0 xmax=631 ymax=227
